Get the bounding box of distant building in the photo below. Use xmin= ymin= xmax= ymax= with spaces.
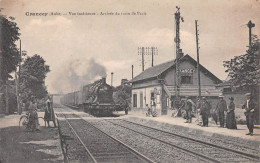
xmin=130 ymin=54 xmax=222 ymax=116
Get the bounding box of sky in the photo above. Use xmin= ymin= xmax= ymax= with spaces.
xmin=1 ymin=0 xmax=259 ymax=94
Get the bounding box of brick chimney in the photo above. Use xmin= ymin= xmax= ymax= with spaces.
xmin=178 ymin=49 xmax=184 ymax=58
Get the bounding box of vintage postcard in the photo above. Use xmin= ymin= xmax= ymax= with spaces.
xmin=0 ymin=0 xmax=259 ymax=162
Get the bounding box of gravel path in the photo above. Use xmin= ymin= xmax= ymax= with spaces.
xmin=0 ymin=113 xmax=63 ymax=163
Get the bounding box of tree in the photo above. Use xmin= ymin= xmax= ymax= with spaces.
xmin=0 ymin=11 xmax=21 ymax=114
xmin=113 ymin=81 xmax=131 ymax=109
xmin=223 ymin=35 xmax=260 ymax=94
xmin=19 ymin=54 xmax=50 ymax=102
xmin=0 ymin=12 xmax=21 ymax=84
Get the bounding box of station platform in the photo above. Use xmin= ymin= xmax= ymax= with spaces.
xmin=115 ymin=111 xmax=260 ymax=142
xmin=0 ymin=112 xmax=63 ymax=163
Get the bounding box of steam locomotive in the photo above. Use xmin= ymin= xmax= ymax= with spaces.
xmin=60 ymin=77 xmax=122 ymax=115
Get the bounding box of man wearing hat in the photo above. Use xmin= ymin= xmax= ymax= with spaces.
xmin=200 ymin=97 xmax=211 ymax=127
xmin=184 ymin=96 xmax=194 ymax=123
xmin=242 ymin=93 xmax=256 ymax=136
xmin=216 ymin=95 xmax=227 ymax=128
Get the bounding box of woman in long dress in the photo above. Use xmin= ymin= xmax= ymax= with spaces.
xmin=44 ymin=96 xmax=56 ymax=127
xmin=28 ymin=99 xmax=40 ymax=132
xmin=226 ymin=97 xmax=237 ymax=129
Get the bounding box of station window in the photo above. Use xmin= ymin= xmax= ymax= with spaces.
xmin=140 ymin=92 xmax=143 ymax=108
xmin=181 ymin=75 xmax=192 ymax=84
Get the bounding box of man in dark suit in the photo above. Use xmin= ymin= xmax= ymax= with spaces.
xmin=200 ymin=97 xmax=211 ymax=127
xmin=242 ymin=93 xmax=256 ymax=136
xmin=184 ymin=96 xmax=194 ymax=123
xmin=216 ymin=95 xmax=227 ymax=128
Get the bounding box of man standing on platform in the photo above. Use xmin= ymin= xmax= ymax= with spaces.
xmin=242 ymin=93 xmax=256 ymax=136
xmin=184 ymin=96 xmax=194 ymax=123
xmin=200 ymin=97 xmax=211 ymax=127
xmin=195 ymin=97 xmax=203 ymax=126
xmin=216 ymin=95 xmax=227 ymax=128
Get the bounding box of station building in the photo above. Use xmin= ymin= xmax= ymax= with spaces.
xmin=130 ymin=54 xmax=222 ymax=116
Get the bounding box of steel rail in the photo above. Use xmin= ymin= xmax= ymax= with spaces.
xmin=61 ymin=113 xmax=155 ymax=163
xmin=81 ymin=119 xmax=156 ymax=163
xmin=56 ymin=120 xmax=70 ymax=163
xmin=61 ymin=113 xmax=97 ymax=163
xmin=106 ymin=119 xmax=259 ymax=163
xmin=106 ymin=119 xmax=220 ymax=163
xmin=119 ymin=119 xmax=260 ymax=160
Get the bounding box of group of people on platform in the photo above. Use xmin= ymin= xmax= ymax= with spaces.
xmin=178 ymin=92 xmax=256 ymax=136
xmin=26 ymin=96 xmax=56 ymax=132
xmin=194 ymin=95 xmax=237 ymax=129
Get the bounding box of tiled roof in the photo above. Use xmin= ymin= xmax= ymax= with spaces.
xmin=131 ymin=59 xmax=176 ymax=82
xmin=131 ymin=54 xmax=222 ymax=83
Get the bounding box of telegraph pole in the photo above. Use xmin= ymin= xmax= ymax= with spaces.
xmin=131 ymin=65 xmax=134 ymax=79
xmin=142 ymin=47 xmax=144 ymax=71
xmin=247 ymin=20 xmax=255 ymax=47
xmin=138 ymin=47 xmax=145 ymax=72
xmin=151 ymin=47 xmax=158 ymax=67
xmin=174 ymin=6 xmax=183 ymax=98
xmin=0 ymin=58 xmax=2 ymax=85
xmin=111 ymin=72 xmax=114 ymax=86
xmin=16 ymin=40 xmax=22 ymax=114
xmin=138 ymin=47 xmax=158 ymax=69
xmin=0 ymin=38 xmax=3 ymax=85
xmin=151 ymin=47 xmax=154 ymax=67
xmin=195 ymin=20 xmax=201 ymax=97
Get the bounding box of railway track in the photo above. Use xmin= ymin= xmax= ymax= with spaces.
xmin=106 ymin=119 xmax=260 ymax=163
xmin=59 ymin=113 xmax=155 ymax=163
xmin=128 ymin=118 xmax=259 ymax=152
xmin=54 ymin=104 xmax=79 ymax=112
xmin=119 ymin=119 xmax=259 ymax=155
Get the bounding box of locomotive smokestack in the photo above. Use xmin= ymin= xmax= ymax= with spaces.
xmin=111 ymin=72 xmax=114 ymax=86
xmin=102 ymin=77 xmax=106 ymax=84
